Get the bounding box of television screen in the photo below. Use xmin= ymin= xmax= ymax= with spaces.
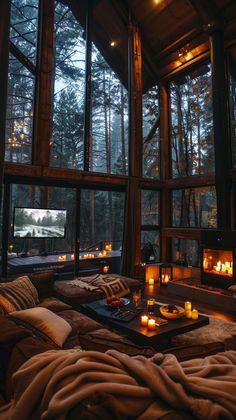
xmin=13 ymin=208 xmax=67 ymax=238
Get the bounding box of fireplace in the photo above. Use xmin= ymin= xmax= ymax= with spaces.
xmin=201 ymin=231 xmax=235 ymax=289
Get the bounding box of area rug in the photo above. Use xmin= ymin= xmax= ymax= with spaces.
xmin=171 ymin=316 xmax=236 ymax=349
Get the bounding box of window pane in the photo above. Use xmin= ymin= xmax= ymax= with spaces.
xmin=141 ymin=231 xmax=160 ymax=263
xmin=10 ymin=0 xmax=39 ymax=64
xmin=141 ymin=190 xmax=159 ymax=225
xmin=80 ymin=190 xmax=125 ymax=251
xmin=8 ymin=184 xmax=76 ymax=276
xmin=91 ymin=44 xmax=129 ymax=174
xmin=172 ymin=186 xmax=217 ymax=228
xmin=229 ymin=47 xmax=236 ymax=167
xmin=5 ymin=54 xmax=34 ymax=163
xmin=51 ymin=2 xmax=86 ymax=169
xmin=171 ymin=238 xmax=200 ymax=267
xmin=170 ymin=63 xmax=214 ymax=177
xmin=142 ymin=85 xmax=160 ymax=178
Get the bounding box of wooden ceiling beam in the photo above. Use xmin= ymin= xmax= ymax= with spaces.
xmin=188 ymin=0 xmax=222 ymax=31
xmin=110 ymin=0 xmax=159 ymax=86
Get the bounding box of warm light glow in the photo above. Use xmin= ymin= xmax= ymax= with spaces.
xmin=148 ymin=278 xmax=155 ymax=285
xmin=58 ymin=255 xmax=66 ymax=261
xmin=185 ymin=301 xmax=192 ymax=311
xmin=110 ymin=41 xmax=116 ymax=47
xmin=185 ymin=310 xmax=192 ymax=319
xmin=103 ymin=265 xmax=109 ymax=274
xmin=70 ymin=254 xmax=74 ymax=260
xmin=191 ymin=309 xmax=199 ymax=320
xmin=148 ymin=319 xmax=156 ymax=331
xmin=141 ymin=315 xmax=149 ymax=326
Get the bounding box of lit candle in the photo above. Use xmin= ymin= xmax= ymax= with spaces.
xmin=148 ymin=319 xmax=156 ymax=331
xmin=191 ymin=309 xmax=199 ymax=320
xmin=225 ymin=261 xmax=230 ymax=268
xmin=70 ymin=254 xmax=74 ymax=260
xmin=148 ymin=278 xmax=154 ymax=285
xmin=141 ymin=315 xmax=149 ymax=326
xmin=164 ymin=274 xmax=169 ymax=284
xmin=185 ymin=310 xmax=192 ymax=319
xmin=185 ymin=301 xmax=192 ymax=311
xmin=103 ymin=265 xmax=109 ymax=274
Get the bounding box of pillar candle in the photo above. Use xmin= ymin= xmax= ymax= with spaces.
xmin=148 ymin=319 xmax=156 ymax=331
xmin=141 ymin=315 xmax=149 ymax=326
xmin=184 ymin=301 xmax=192 ymax=311
xmin=191 ymin=309 xmax=199 ymax=320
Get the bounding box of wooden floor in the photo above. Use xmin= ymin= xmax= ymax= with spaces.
xmin=143 ymin=284 xmax=236 ymax=323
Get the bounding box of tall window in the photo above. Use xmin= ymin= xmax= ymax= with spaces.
xmin=142 ymin=85 xmax=160 ymax=178
xmin=80 ymin=190 xmax=125 ymax=251
xmin=170 ymin=63 xmax=214 ymax=178
xmin=91 ymin=44 xmax=129 ymax=174
xmin=50 ymin=2 xmax=86 ymax=169
xmin=171 ymin=186 xmax=217 ymax=228
xmin=5 ymin=0 xmax=39 ymax=163
xmin=228 ymin=46 xmax=236 ymax=167
xmin=141 ymin=189 xmax=160 ymax=263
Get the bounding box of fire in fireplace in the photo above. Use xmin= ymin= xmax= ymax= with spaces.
xmin=201 ymin=231 xmax=235 ymax=289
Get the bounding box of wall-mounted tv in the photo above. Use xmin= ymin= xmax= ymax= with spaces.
xmin=13 ymin=208 xmax=67 ymax=238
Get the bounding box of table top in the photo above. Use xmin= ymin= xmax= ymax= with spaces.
xmin=81 ymin=298 xmax=209 ymax=348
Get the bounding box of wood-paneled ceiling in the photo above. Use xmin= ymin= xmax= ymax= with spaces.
xmin=66 ymin=0 xmax=236 ymax=90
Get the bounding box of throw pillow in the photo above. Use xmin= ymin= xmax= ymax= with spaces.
xmin=10 ymin=307 xmax=72 ymax=347
xmin=29 ymin=270 xmax=55 ymax=299
xmin=0 ymin=276 xmax=39 ymax=314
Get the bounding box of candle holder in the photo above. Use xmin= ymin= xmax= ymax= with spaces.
xmin=147 ymin=298 xmax=155 ymax=314
xmin=140 ymin=315 xmax=149 ymax=326
xmin=157 ymin=263 xmax=172 ymax=286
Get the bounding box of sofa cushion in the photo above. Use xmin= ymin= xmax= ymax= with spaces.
xmin=10 ymin=307 xmax=72 ymax=347
xmin=29 ymin=270 xmax=55 ymax=299
xmin=37 ymin=297 xmax=72 ymax=313
xmin=0 ymin=276 xmax=39 ymax=314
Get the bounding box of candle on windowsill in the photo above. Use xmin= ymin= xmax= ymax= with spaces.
xmin=185 ymin=310 xmax=192 ymax=319
xmin=148 ymin=278 xmax=155 ymax=285
xmin=147 ymin=319 xmax=156 ymax=331
xmin=185 ymin=301 xmax=192 ymax=312
xmin=141 ymin=315 xmax=149 ymax=326
xmin=191 ymin=309 xmax=199 ymax=320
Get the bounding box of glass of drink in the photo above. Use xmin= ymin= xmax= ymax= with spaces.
xmin=132 ymin=289 xmax=142 ymax=309
xmin=147 ymin=298 xmax=155 ymax=314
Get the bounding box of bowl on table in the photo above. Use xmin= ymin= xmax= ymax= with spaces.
xmin=160 ymin=304 xmax=185 ymax=319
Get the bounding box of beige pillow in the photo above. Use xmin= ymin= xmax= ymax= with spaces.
xmin=0 ymin=276 xmax=39 ymax=313
xmin=10 ymin=307 xmax=72 ymax=347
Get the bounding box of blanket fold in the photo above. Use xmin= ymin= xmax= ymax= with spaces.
xmin=1 ymin=349 xmax=236 ymax=419
xmin=68 ymin=275 xmax=130 ymax=298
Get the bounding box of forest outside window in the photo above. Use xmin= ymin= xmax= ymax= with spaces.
xmin=142 ymin=85 xmax=160 ymax=179
xmin=5 ymin=0 xmax=39 ymax=164
xmin=171 ymin=238 xmax=200 ymax=267
xmin=50 ymin=2 xmax=86 ymax=169
xmin=170 ymin=63 xmax=214 ymax=178
xmin=171 ymin=186 xmax=217 ymax=228
xmin=91 ymin=44 xmax=129 ymax=175
xmin=141 ymin=189 xmax=160 ymax=263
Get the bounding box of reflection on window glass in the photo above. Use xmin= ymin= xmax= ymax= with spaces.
xmin=172 ymin=187 xmax=217 ymax=228
xmin=10 ymin=0 xmax=39 ymax=64
xmin=8 ymin=184 xmax=76 ymax=275
xmin=142 ymin=85 xmax=160 ymax=178
xmin=5 ymin=54 xmax=34 ymax=163
xmin=51 ymin=2 xmax=85 ymax=169
xmin=141 ymin=190 xmax=159 ymax=225
xmin=170 ymin=63 xmax=214 ymax=178
xmin=91 ymin=44 xmax=129 ymax=174
xmin=80 ymin=190 xmax=125 ymax=251
xmin=171 ymin=238 xmax=200 ymax=267
xmin=141 ymin=231 xmax=160 ymax=263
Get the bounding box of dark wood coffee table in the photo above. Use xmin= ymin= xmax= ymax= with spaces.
xmin=80 ymin=299 xmax=209 ymax=350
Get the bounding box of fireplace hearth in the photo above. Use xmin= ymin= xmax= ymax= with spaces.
xmin=201 ymin=231 xmax=235 ymax=289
